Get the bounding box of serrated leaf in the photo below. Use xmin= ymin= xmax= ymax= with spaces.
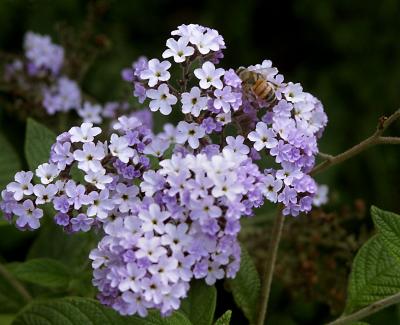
xmin=0 ymin=268 xmax=26 ymax=313
xmin=226 ymin=245 xmax=260 ymax=324
xmin=180 ymin=280 xmax=216 ymax=325
xmin=0 ymin=132 xmax=21 ymax=190
xmin=12 ymin=297 xmax=192 ymax=325
xmin=12 ymin=258 xmax=72 ymax=289
xmin=25 ymin=118 xmax=56 ymax=170
xmin=214 ymin=310 xmax=232 ymax=325
xmin=371 ymin=206 xmax=400 ymax=263
xmin=346 ymin=235 xmax=400 ymax=313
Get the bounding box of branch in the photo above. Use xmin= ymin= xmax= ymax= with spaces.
xmin=311 ymin=109 xmax=400 ymax=176
xmin=0 ymin=262 xmax=32 ymax=303
xmin=256 ymin=207 xmax=285 ymax=325
xmin=326 ymin=291 xmax=400 ymax=325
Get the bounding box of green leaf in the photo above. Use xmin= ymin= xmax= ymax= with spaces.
xmin=345 ymin=235 xmax=400 ymax=313
xmin=0 ymin=314 xmax=15 ymax=325
xmin=0 ymin=270 xmax=26 ymax=313
xmin=226 ymin=245 xmax=260 ymax=324
xmin=214 ymin=310 xmax=232 ymax=325
xmin=25 ymin=118 xmax=56 ymax=170
xmin=12 ymin=297 xmax=192 ymax=325
xmin=180 ymin=280 xmax=216 ymax=325
xmin=0 ymin=132 xmax=21 ymax=190
xmin=371 ymin=206 xmax=400 ymax=262
xmin=12 ymin=258 xmax=72 ymax=289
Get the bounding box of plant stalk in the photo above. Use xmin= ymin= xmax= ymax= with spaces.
xmin=256 ymin=207 xmax=284 ymax=325
xmin=326 ymin=291 xmax=400 ymax=325
xmin=0 ymin=262 xmax=32 ymax=302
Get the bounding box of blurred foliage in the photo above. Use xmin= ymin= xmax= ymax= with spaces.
xmin=0 ymin=0 xmax=400 ymax=324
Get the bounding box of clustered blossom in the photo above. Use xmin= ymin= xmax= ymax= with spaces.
xmin=3 ymin=31 xmax=136 ymax=122
xmin=24 ymin=32 xmax=64 ymax=76
xmin=1 ymin=24 xmax=329 ymax=318
xmin=90 ymin=142 xmax=269 ymax=316
xmin=43 ymin=77 xmax=81 ymax=115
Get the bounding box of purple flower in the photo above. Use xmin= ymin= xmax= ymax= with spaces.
xmin=70 ymin=213 xmax=94 ymax=232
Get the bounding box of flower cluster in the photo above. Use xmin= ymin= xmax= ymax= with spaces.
xmin=124 ymin=24 xmax=327 ymax=215
xmin=1 ymin=24 xmax=329 ymax=318
xmin=90 ymin=142 xmax=268 ymax=316
xmin=23 ymin=31 xmax=65 ymax=76
xmin=1 ymin=118 xmax=155 ymax=231
xmin=3 ymin=31 xmax=135 ymax=122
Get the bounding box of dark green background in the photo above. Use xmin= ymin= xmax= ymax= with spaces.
xmin=1 ymin=0 xmax=400 ymax=324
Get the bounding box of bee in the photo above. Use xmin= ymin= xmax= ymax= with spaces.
xmin=236 ymin=67 xmax=277 ymax=106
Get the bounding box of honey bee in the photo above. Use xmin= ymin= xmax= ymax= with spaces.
xmin=236 ymin=67 xmax=277 ymax=106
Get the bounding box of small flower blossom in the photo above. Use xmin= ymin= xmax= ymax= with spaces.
xmin=73 ymin=142 xmax=106 ymax=173
xmin=109 ymin=134 xmax=135 ymax=163
xmin=162 ymin=38 xmax=194 ymax=63
xmin=13 ymin=199 xmax=43 ymax=230
xmin=181 ymin=87 xmax=208 ymax=117
xmin=146 ymin=84 xmax=177 ymax=115
xmin=313 ymin=184 xmax=329 ymax=207
xmin=6 ymin=171 xmax=34 ymax=201
xmin=70 ymin=213 xmax=94 ymax=232
xmin=69 ymin=123 xmax=101 ymax=143
xmin=140 ymin=59 xmax=171 ymax=87
xmin=248 ymin=122 xmax=278 ymax=151
xmin=189 ymin=28 xmax=222 ymax=54
xmin=194 ymin=62 xmax=224 ymax=89
xmin=78 ymin=102 xmax=103 ymax=124
xmin=175 ymin=122 xmax=205 ymax=149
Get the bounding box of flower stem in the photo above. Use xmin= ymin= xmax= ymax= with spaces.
xmin=0 ymin=262 xmax=32 ymax=303
xmin=326 ymin=291 xmax=400 ymax=325
xmin=256 ymin=207 xmax=284 ymax=325
xmin=311 ymin=109 xmax=400 ymax=176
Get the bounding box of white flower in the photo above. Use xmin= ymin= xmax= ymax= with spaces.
xmin=146 ymin=84 xmax=177 ymax=115
xmin=263 ymin=175 xmax=283 ymax=203
xmin=313 ymin=184 xmax=329 ymax=207
xmin=7 ymin=171 xmax=34 ymax=200
xmin=276 ymin=162 xmax=303 ymax=186
xmin=158 ymin=123 xmax=176 ymax=143
xmin=248 ymin=122 xmax=278 ymax=151
xmin=194 ymin=61 xmax=224 ymax=89
xmin=139 ymin=203 xmax=170 ymax=234
xmin=113 ymin=116 xmax=142 ymax=132
xmin=181 ymin=86 xmax=208 ymax=117
xmin=143 ymin=138 xmax=170 ymax=158
xmin=109 ymin=134 xmax=135 ymax=163
xmin=140 ymin=59 xmax=171 ymax=87
xmin=225 ymin=135 xmax=250 ymax=155
xmin=35 ymin=163 xmax=60 ymax=184
xmin=69 ymin=123 xmax=101 ymax=143
xmin=212 ymin=176 xmax=244 ymax=201
xmin=282 ymin=82 xmax=306 ymax=103
xmin=78 ymin=102 xmax=102 ymax=124
xmin=190 ymin=29 xmax=221 ymax=54
xmin=73 ymin=142 xmax=105 ymax=173
xmin=215 ymin=111 xmax=231 ymax=125
xmin=162 ymin=37 xmax=194 ymax=63
xmin=175 ymin=121 xmax=205 ymax=149
xmin=87 ymin=189 xmax=114 ymax=220
xmin=84 ymin=169 xmax=113 ymax=190
xmin=171 ymin=24 xmax=200 ymax=39
xmin=33 ymin=184 xmax=58 ymax=205
xmin=112 ymin=183 xmax=139 ymax=213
